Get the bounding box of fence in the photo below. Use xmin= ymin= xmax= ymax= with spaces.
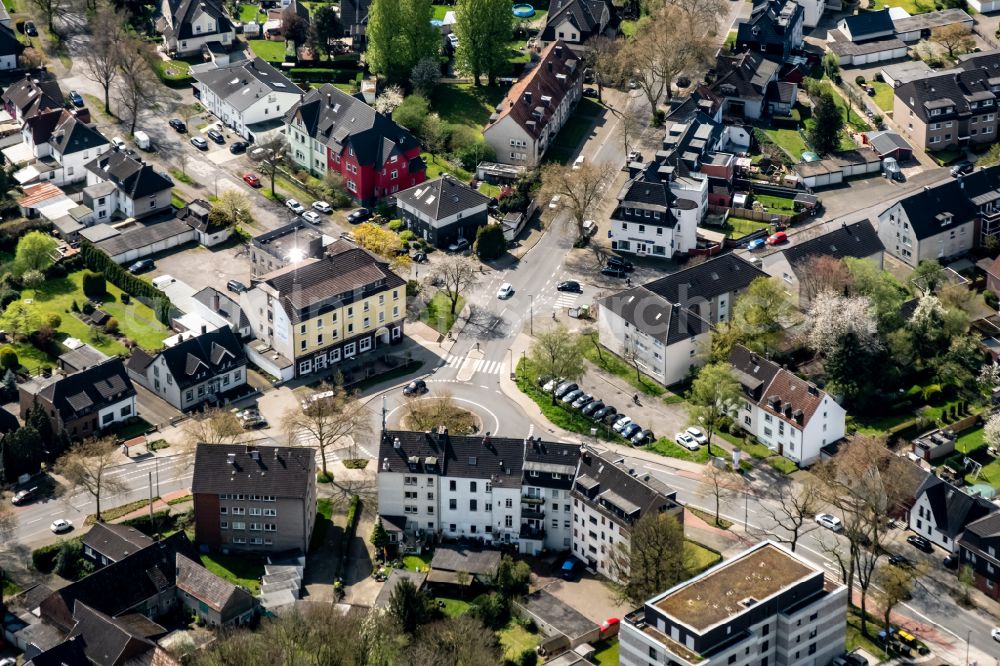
xmin=709 ymin=204 xmax=797 ymax=225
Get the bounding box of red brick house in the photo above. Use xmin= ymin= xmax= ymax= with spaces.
xmin=283 ymin=84 xmax=426 ymax=206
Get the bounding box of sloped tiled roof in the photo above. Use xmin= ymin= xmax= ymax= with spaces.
xmin=841 ymin=8 xmax=895 ymax=40
xmin=82 ymin=522 xmax=155 ymax=563
xmin=49 ymin=113 xmax=109 ymax=156
xmin=2 ymin=73 xmax=63 ymax=119
xmin=68 ymin=603 xmax=164 ymax=666
xmin=26 ymin=635 xmax=90 ymax=666
xmin=175 ymin=553 xmax=256 ymax=615
xmin=572 ymin=448 xmax=679 ymax=528
xmin=283 ymin=84 xmax=419 ymax=168
xmin=915 ymin=474 xmax=998 ymax=539
xmin=162 ymin=0 xmax=232 ymax=41
xmin=486 ymin=40 xmax=581 ymax=140
xmin=396 ymin=175 xmax=490 ymax=221
xmin=711 ymin=52 xmax=780 ymax=102
xmin=191 ymin=443 xmax=315 ymax=497
xmin=152 ymin=326 xmax=245 ymax=390
xmin=194 ymin=58 xmax=299 ymax=113
xmin=85 ymin=150 xmax=172 ymax=199
xmin=964 ymin=511 xmax=1000 ymax=539
xmin=736 ymin=0 xmax=802 ymax=53
xmin=541 ymin=0 xmax=613 ymax=41
xmin=781 ymin=220 xmax=884 ymax=272
xmin=644 ymin=253 xmax=766 ymax=303
xmin=729 ymin=344 xmax=829 ymax=428
xmin=888 ymin=176 xmax=983 ymax=240
xmin=35 ymin=358 xmax=135 ymax=423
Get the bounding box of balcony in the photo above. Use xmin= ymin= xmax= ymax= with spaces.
xmin=519 ymin=525 xmax=546 ymax=540
xmin=521 ymin=495 xmax=544 ymax=506
xmin=522 ymin=507 xmax=545 ymax=520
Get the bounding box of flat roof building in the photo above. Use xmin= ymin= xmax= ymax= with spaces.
xmin=620 ymin=541 xmax=847 ymax=666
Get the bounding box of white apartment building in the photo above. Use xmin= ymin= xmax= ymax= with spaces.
xmin=729 ymin=345 xmax=846 ymax=467
xmin=620 ymin=541 xmax=848 ymax=666
xmin=608 ymin=175 xmax=703 ymax=260
xmin=571 ymin=449 xmax=683 ymax=580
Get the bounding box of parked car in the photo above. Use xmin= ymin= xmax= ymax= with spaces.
xmin=227 ymin=279 xmax=247 ymax=294
xmin=237 ymin=409 xmax=268 ymax=429
xmin=560 ymin=558 xmax=580 ymax=580
xmin=686 ymin=427 xmax=708 ymax=445
xmin=607 ymin=256 xmax=634 ymax=271
xmin=561 ymin=389 xmax=584 ymax=404
xmin=242 ymin=173 xmax=261 ymax=187
xmin=832 ymin=653 xmax=869 ymax=666
xmin=69 ymin=90 xmax=84 ymax=107
xmin=447 ymin=33 xmax=459 ymax=48
xmin=592 ymin=405 xmax=616 ymax=422
xmin=612 ymin=415 xmax=633 ymax=433
xmin=11 ymin=487 xmax=37 ymax=505
xmin=286 ymin=199 xmax=306 ymax=214
xmin=549 ymin=194 xmax=562 ymax=209
xmin=169 ymin=118 xmax=187 ymax=133
xmin=888 ymin=554 xmax=913 ymax=568
xmin=943 ymin=554 xmax=959 ymax=570
xmin=302 ymin=211 xmax=322 ymax=224
xmin=571 ymin=393 xmax=594 ymax=409
xmin=600 ymin=618 xmax=620 ymax=635
xmin=553 ymin=382 xmax=578 ymax=399
xmin=992 ymin=627 xmax=1000 ymax=643
xmin=24 ymin=21 xmax=37 ymax=36
xmin=675 ymin=432 xmax=699 ymax=451
xmin=229 ymin=141 xmax=249 ymax=154
xmin=190 ymin=136 xmax=208 ymax=150
xmin=542 ymin=377 xmax=563 ymax=393
xmin=907 ymin=534 xmax=933 ymax=552
xmin=448 ymin=238 xmax=470 ymax=252
xmin=581 ymin=400 xmax=605 ymax=417
xmin=951 ymin=160 xmax=974 ymax=177
xmin=621 ymin=422 xmax=642 ymax=439
xmin=746 ymin=238 xmax=766 ymax=251
xmin=627 ymin=150 xmax=643 ymax=163
xmin=1 ymin=657 xmax=16 ymax=666
xmin=815 ymin=513 xmax=843 ymax=532
xmin=50 ymin=518 xmax=72 ymax=533
xmin=128 ymin=259 xmax=155 ymax=274
xmin=111 ymin=136 xmax=127 ymax=150
xmin=599 ymin=408 xmax=620 ymax=425
xmin=583 ymin=219 xmax=597 ymax=236
xmin=206 ymin=128 xmax=225 ymax=144
xmin=766 ymin=231 xmax=788 ymax=245
xmin=411 ymin=250 xmax=427 ymax=263
xmin=583 ymin=87 xmax=599 ymax=98
xmin=557 ymin=280 xmax=582 ymax=293
xmin=497 ymin=282 xmax=514 ymax=299
xmin=347 ymin=207 xmax=372 ymax=224
xmin=403 ymin=379 xmax=428 ymax=396
xmin=312 ymin=201 xmax=333 ymax=213
xmin=572 ymin=155 xmax=585 ymax=170
xmin=601 ymin=265 xmax=628 ymax=278
xmin=631 ymin=429 xmax=654 ymax=445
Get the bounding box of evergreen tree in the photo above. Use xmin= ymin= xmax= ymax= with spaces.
xmin=455 ymin=0 xmax=514 ymax=86
xmin=370 ymin=519 xmax=389 ymax=560
xmin=807 ymin=91 xmax=843 ymax=156
xmin=1 ymin=425 xmax=44 ymax=482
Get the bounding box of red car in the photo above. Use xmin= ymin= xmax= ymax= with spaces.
xmin=600 ymin=618 xmax=621 ymax=637
xmin=242 ymin=173 xmax=261 ymax=187
xmin=766 ymin=231 xmax=788 ymax=245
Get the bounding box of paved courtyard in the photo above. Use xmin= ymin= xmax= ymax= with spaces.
xmin=149 ymin=241 xmax=253 ymax=294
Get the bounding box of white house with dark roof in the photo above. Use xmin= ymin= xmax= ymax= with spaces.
xmin=83 ymin=150 xmax=173 ymax=220
xmin=729 ymin=345 xmax=846 ymax=467
xmin=709 ymin=52 xmax=781 ymax=120
xmin=484 ymin=40 xmax=582 ymax=167
xmin=540 ymin=0 xmax=617 ymax=44
xmin=395 ymin=175 xmax=491 ymax=248
xmin=1 ymin=73 xmax=63 ymax=125
xmin=608 ymin=173 xmax=700 ymax=260
xmin=193 ymin=57 xmax=301 ymax=142
xmin=125 ymin=326 xmax=247 ymax=411
xmin=157 ymin=0 xmax=235 ymax=57
xmin=81 ymin=523 xmax=154 ymax=569
xmin=47 ymin=114 xmax=111 ymax=186
xmin=910 ymin=474 xmax=997 ymax=552
xmin=596 ymin=254 xmax=767 ymax=387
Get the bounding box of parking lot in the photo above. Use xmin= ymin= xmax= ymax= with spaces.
xmin=148 ymin=241 xmax=253 ymax=295
xmin=531 ymin=559 xmax=632 ymax=625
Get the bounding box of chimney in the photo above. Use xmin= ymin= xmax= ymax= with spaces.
xmin=201 ymin=324 xmax=207 ymax=334
xmin=393 ymin=437 xmax=401 ymax=449
xmin=227 ymin=452 xmax=236 ymax=465
xmin=807 ymin=385 xmax=818 ymax=396
xmin=213 ymin=291 xmax=220 ymax=311
xmin=555 ymin=45 xmax=562 ymax=57
xmin=250 ymin=449 xmax=260 ymax=461
xmin=382 ymin=457 xmax=390 ymax=471
xmin=482 ymin=432 xmax=492 ymax=448
xmin=327 ymin=93 xmax=332 ymax=107
xmin=523 ymin=91 xmax=532 ymax=105
xmin=547 ymin=60 xmax=552 ymax=72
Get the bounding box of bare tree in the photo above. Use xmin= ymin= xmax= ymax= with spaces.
xmin=82 ymin=2 xmax=123 ymax=115
xmin=27 ymin=0 xmax=71 ymax=33
xmin=55 ymin=437 xmax=129 ymax=522
xmin=0 ymin=503 xmax=14 ymax=544
xmin=183 ymin=407 xmax=244 ymax=447
xmin=700 ymin=462 xmax=734 ymax=527
xmin=799 ymin=255 xmax=852 ymax=304
xmin=873 ymin=562 xmax=919 ymax=632
xmin=754 ymin=477 xmax=821 ymax=552
xmin=433 ymin=255 xmax=479 ymax=317
xmin=585 ymin=35 xmax=623 ymax=103
xmin=539 ymin=161 xmax=614 ymax=243
xmin=402 ymin=391 xmax=476 ymax=435
xmin=116 ymin=40 xmax=157 ymax=136
xmin=252 ymin=134 xmax=289 ymax=197
xmin=931 ymin=23 xmax=975 ymax=59
xmin=284 ymin=382 xmax=372 ymax=477
xmin=615 ymin=99 xmax=643 ymax=158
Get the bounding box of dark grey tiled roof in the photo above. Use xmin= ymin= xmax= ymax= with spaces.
xmin=917 ymin=475 xmax=997 ymax=539
xmin=162 ymin=0 xmax=232 ymax=41
xmin=894 ymin=50 xmax=1000 ymax=124
xmin=49 ymin=115 xmax=108 ymax=156
xmin=194 ymin=58 xmax=299 ymax=113
xmin=782 ymin=220 xmax=884 ymax=270
xmin=644 ymin=253 xmax=766 ymax=304
xmin=396 ymin=175 xmax=490 ymax=221
xmin=889 ymin=176 xmax=987 ymax=239
xmin=175 ymin=553 xmax=256 ymax=615
xmin=541 ymin=0 xmax=613 ymax=41
xmin=94 ymin=219 xmax=193 ymax=258
xmin=964 ymin=511 xmax=1000 ymax=539
xmin=191 ymin=443 xmax=315 ymax=498
xmin=193 ymin=287 xmax=250 ymax=330
xmin=842 ymin=8 xmax=894 ymax=40
xmin=2 ymin=73 xmax=63 ymax=119
xmin=26 ymin=636 xmax=89 ymax=666
xmin=68 ymin=603 xmax=163 ymax=666
xmin=430 ymin=545 xmax=502 ymax=576
xmin=82 ymin=523 xmax=155 ymax=563
xmin=595 ymin=285 xmax=714 ymax=346
xmin=154 ymin=327 xmax=245 ymax=390
xmin=572 ymin=449 xmax=679 ymax=527
xmin=85 ymin=151 xmax=172 ymax=199
xmin=38 ymin=358 xmax=135 ymax=422
xmin=711 ymin=52 xmax=779 ymax=102
xmin=340 ymin=0 xmax=371 ymax=28
xmin=865 ymin=130 xmax=911 ymax=156
xmin=736 ymin=0 xmax=802 ymax=53
xmin=0 ymin=23 xmax=23 ymax=58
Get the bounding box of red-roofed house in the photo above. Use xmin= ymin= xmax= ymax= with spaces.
xmin=483 ymin=40 xmax=583 ymax=167
xmin=283 ymin=84 xmax=425 ymax=206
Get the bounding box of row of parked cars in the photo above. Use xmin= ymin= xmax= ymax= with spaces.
xmin=541 ymin=377 xmax=653 ymax=445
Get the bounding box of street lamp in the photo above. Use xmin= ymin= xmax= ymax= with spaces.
xmin=966 ymin=629 xmax=971 ymax=666
xmin=508 ymin=348 xmax=513 ymax=377
xmin=529 ymin=295 xmax=534 ymax=336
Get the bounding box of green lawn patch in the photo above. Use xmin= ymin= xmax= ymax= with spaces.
xmin=171 ymin=192 xmax=187 ymax=209
xmin=86 ymin=498 xmax=152 ymax=525
xmin=403 ymin=553 xmax=431 ymax=572
xmin=3 ymin=576 xmax=21 ymax=597
xmin=723 ymin=31 xmax=736 ymax=49
xmin=9 ymin=341 xmax=58 ymax=374
xmin=957 ymin=426 xmax=986 ymax=454
xmin=853 ymin=411 xmax=913 ymax=435
xmin=592 ymin=639 xmax=620 ymax=666
xmin=436 ymin=596 xmax=471 ymax=617
xmin=274 ymin=174 xmax=315 ymax=204
xmin=82 ymin=94 xmax=116 ymax=123
xmin=18 ymin=270 xmax=169 ymax=357
xmin=845 ymin=609 xmax=890 ymax=660
xmin=580 ymin=338 xmax=665 ymax=397
xmin=546 ymin=97 xmax=603 ymax=163
xmin=685 ymin=540 xmax=722 ymax=575
xmin=645 ymin=437 xmax=710 ymax=463
xmin=869 ymin=81 xmax=895 ymax=113
xmin=689 ymin=506 xmax=733 ymax=529
xmin=238 ymin=3 xmax=264 ymax=22
xmin=769 ymin=456 xmax=800 ymax=474
xmin=422 ymin=152 xmax=473 ymax=182
xmin=505 ymin=40 xmax=531 ymax=66
xmin=817 ymin=81 xmax=872 ymax=132
xmin=724 ymin=216 xmax=771 ymax=238
xmin=516 ymin=358 xmax=624 ymax=442
xmin=929 ymin=149 xmax=964 ymax=166
xmin=105 ymin=417 xmax=153 ymax=441
xmin=432 ymin=3 xmax=450 ymax=20
xmin=753 ymin=194 xmax=796 ymax=214
xmin=248 ymin=39 xmax=288 ymax=62
xmin=762 ymin=127 xmax=809 ymax=160
xmin=421 ymin=292 xmax=464 ymax=335
xmin=498 ymin=621 xmax=539 ymax=661
xmin=169 ymin=169 xmax=193 ymax=185
xmin=152 ymin=59 xmax=192 ymax=85
xmin=200 ymin=552 xmax=265 ymax=594
xmin=620 ymin=19 xmax=640 ymax=37
xmin=432 ymin=84 xmax=504 ymax=135
xmin=871 ymin=0 xmax=934 ymax=13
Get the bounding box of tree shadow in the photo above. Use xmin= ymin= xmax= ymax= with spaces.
xmin=461 ymin=304 xmax=508 ymax=340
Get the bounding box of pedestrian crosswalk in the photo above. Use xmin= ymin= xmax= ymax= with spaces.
xmin=553 ymin=293 xmax=579 ymax=309
xmin=443 ymin=354 xmax=506 ymax=376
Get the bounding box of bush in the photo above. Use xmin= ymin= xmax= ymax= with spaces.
xmin=874 ymin=72 xmax=884 ymax=83
xmin=393 ymin=95 xmax=430 ymax=133
xmin=81 ymin=270 xmax=106 ymax=298
xmin=0 ymin=346 xmax=18 ymax=371
xmin=121 ymin=293 xmax=130 ymax=305
xmin=475 ymin=223 xmax=506 ymax=260
xmin=987 ymin=291 xmax=999 ymax=310
xmin=518 ymin=650 xmax=538 ymax=666
xmin=406 ymin=279 xmax=421 ymax=297
xmin=855 ymin=75 xmax=865 ymax=85
xmin=388 ymin=219 xmax=404 ymax=231
xmin=399 ymin=230 xmax=415 ymax=242
xmin=32 ymin=542 xmax=62 ymax=574
xmin=105 ymin=317 xmax=119 ymax=334
xmin=82 ymin=302 xmax=95 ymax=315
xmin=46 ymin=262 xmax=67 ymax=279
xmin=0 ymin=288 xmax=20 ymax=310
xmin=470 ymin=592 xmax=509 ymax=629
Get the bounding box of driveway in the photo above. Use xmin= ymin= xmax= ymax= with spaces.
xmin=149 ymin=243 xmax=253 ymax=295
xmin=531 ymin=558 xmax=632 ymax=625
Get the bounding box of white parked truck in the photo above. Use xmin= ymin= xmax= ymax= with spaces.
xmin=134 ymin=131 xmax=151 ymax=151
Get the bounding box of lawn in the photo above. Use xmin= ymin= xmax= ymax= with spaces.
xmin=685 ymin=540 xmax=722 ymax=575
xmin=432 ymin=3 xmax=450 ymax=20
xmin=431 ymin=84 xmax=505 ymax=136
xmin=546 ymin=98 xmax=603 ymax=164
xmin=869 ymin=81 xmax=895 ymax=113
xmin=200 ymin=552 xmax=265 ymax=594
xmin=498 ymin=621 xmax=539 ymax=662
xmin=724 ymin=216 xmax=771 ymax=238
xmin=723 ymin=31 xmax=736 ymax=50
xmin=956 ymin=426 xmax=986 ymax=454
xmin=420 ymin=292 xmax=464 ymax=335
xmin=171 ymin=192 xmax=187 ymax=209
xmin=816 ymin=81 xmax=872 ymax=133
xmin=403 ymin=553 xmax=431 ymax=572
xmin=645 ymin=437 xmax=711 ymax=464
xmin=3 ymin=577 xmax=20 ymax=598
xmin=872 ymin=0 xmax=934 ymax=13
xmin=753 ymin=194 xmax=796 ymax=214
xmin=422 ymin=152 xmax=473 ymax=183
xmin=929 ymin=149 xmax=964 ymax=166
xmin=248 ymin=39 xmax=288 ymax=62
xmin=505 ymin=40 xmax=531 ymax=66
xmin=580 ymin=337 xmax=666 ymax=397
xmin=238 ymin=2 xmax=264 ymax=22
xmin=515 ymin=358 xmax=624 ymax=442
xmin=152 ymin=59 xmax=192 ymax=84
xmin=16 ymin=270 xmax=169 ymax=362
xmin=955 ymin=425 xmax=1000 ymax=489
xmin=763 ymin=127 xmax=809 ymax=160
xmin=592 ymin=639 xmax=619 ymax=666
xmin=853 ymin=411 xmax=913 ymax=435
xmin=845 ymin=610 xmax=889 ymax=661
xmin=436 ymin=596 xmax=472 ymax=617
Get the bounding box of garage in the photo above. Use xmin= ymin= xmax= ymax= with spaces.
xmin=91 ymin=218 xmax=197 ymax=264
xmin=967 ymin=0 xmax=1000 ymax=13
xmin=827 ymin=33 xmax=908 ymax=67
